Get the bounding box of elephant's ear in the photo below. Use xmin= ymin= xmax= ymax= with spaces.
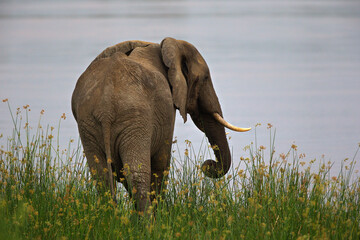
xmin=161 ymin=37 xmax=188 ymax=122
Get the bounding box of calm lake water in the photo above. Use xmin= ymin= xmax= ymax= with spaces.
xmin=1 ymin=0 xmax=360 ymax=174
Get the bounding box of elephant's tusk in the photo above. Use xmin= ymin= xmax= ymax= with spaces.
xmin=213 ymin=113 xmax=251 ymax=132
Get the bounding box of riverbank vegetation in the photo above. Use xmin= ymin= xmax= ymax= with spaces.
xmin=1 ymin=102 xmax=359 ymax=239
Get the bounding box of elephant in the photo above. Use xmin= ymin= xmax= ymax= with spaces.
xmin=71 ymin=37 xmax=251 ymax=213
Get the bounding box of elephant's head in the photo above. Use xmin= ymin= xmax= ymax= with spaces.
xmin=161 ymin=37 xmax=251 ymax=178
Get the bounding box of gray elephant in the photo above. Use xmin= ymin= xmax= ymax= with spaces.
xmin=71 ymin=37 xmax=250 ymax=213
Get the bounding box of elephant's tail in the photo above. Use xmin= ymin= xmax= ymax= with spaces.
xmin=102 ymin=121 xmax=116 ymax=203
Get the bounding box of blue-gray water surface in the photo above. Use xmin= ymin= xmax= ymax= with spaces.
xmin=1 ymin=0 xmax=360 ymax=175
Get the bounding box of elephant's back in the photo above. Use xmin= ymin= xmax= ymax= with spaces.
xmin=72 ymin=49 xmax=172 ymax=123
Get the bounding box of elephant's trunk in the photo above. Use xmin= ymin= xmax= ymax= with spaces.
xmin=200 ymin=112 xmax=232 ymax=178
xmin=194 ymin=80 xmax=250 ymax=178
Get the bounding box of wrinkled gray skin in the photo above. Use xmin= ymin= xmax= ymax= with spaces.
xmin=72 ymin=38 xmax=234 ymax=213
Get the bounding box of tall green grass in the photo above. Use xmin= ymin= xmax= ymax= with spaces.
xmin=0 ymin=102 xmax=359 ymax=239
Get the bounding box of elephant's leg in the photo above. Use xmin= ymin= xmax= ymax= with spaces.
xmin=122 ymin=156 xmax=151 ymax=213
xmin=78 ymin=126 xmax=116 ymax=202
xmin=118 ymin=134 xmax=152 ymax=213
xmin=87 ymin=151 xmax=114 ymax=191
xmin=83 ymin=145 xmax=115 ymax=199
xmin=150 ymin=141 xmax=172 ymax=201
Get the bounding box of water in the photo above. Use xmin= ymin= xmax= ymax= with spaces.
xmin=1 ymin=0 xmax=360 ymax=175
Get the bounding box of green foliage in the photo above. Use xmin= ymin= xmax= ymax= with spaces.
xmin=1 ymin=103 xmax=359 ymax=239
